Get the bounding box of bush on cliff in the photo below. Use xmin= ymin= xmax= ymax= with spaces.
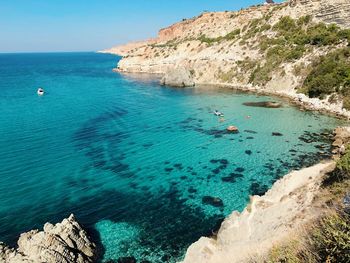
xmin=267 ymin=211 xmax=350 ymax=263
xmin=301 ymin=47 xmax=350 ymax=100
xmin=311 ymin=212 xmax=350 ymax=263
xmin=249 ymin=15 xmax=350 ymax=86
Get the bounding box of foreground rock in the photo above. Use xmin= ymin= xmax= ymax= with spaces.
xmin=0 ymin=214 xmax=97 ymax=263
xmin=181 ymin=162 xmax=335 ymax=263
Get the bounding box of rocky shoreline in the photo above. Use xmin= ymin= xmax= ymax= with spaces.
xmin=194 ymin=82 xmax=350 ymax=120
xmin=0 ymin=214 xmax=97 ymax=263
xmin=104 ymin=0 xmax=350 ymax=120
xmin=182 ymin=161 xmax=335 ymax=263
xmin=180 ymin=126 xmax=350 ymax=263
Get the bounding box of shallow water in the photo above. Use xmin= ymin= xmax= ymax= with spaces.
xmin=0 ymin=52 xmax=345 ymax=262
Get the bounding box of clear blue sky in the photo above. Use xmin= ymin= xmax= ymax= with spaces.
xmin=0 ymin=0 xmax=283 ymax=53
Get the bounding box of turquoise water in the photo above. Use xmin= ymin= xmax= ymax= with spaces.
xmin=0 ymin=52 xmax=345 ymax=262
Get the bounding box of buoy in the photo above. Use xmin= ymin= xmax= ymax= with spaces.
xmin=227 ymin=126 xmax=239 ymax=132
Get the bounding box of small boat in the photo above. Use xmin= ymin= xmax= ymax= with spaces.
xmin=37 ymin=88 xmax=44 ymax=96
xmin=214 ymin=110 xmax=224 ymax=117
xmin=227 ymin=125 xmax=239 ymax=132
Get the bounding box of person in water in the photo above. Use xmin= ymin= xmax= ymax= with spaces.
xmin=37 ymin=88 xmax=44 ymax=96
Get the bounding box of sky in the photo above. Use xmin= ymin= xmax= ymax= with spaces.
xmin=0 ymin=0 xmax=283 ymax=53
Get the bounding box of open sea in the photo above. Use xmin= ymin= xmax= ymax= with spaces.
xmin=0 ymin=52 xmax=345 ymax=262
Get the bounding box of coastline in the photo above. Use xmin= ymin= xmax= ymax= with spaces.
xmin=110 ymin=71 xmax=350 ymax=262
xmin=194 ymin=82 xmax=350 ymax=120
xmin=181 ymin=161 xmax=336 ymax=263
xmin=113 ymin=67 xmax=350 ymax=120
xmin=0 ymin=52 xmax=348 ymax=262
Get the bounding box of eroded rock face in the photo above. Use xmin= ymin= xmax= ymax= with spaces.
xmin=0 ymin=214 xmax=97 ymax=263
xmin=181 ymin=162 xmax=336 ymax=263
xmin=333 ymin=127 xmax=350 ymax=154
xmin=160 ymin=67 xmax=194 ymax=87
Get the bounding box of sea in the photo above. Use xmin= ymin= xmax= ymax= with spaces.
xmin=0 ymin=52 xmax=345 ymax=262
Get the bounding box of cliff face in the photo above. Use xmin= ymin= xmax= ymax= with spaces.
xmin=106 ymin=0 xmax=349 ymax=104
xmin=182 ymin=161 xmax=335 ymax=263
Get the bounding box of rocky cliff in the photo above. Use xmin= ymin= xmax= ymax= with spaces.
xmin=104 ymin=0 xmax=350 ymax=117
xmin=182 ymin=161 xmax=335 ymax=263
xmin=0 ymin=214 xmax=97 ymax=263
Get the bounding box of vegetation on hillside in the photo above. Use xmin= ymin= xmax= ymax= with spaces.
xmin=299 ymin=48 xmax=350 ymax=106
xmin=197 ymin=29 xmax=241 ymax=45
xmin=147 ymin=11 xmax=350 ymax=109
xmin=248 ymin=15 xmax=350 ymax=86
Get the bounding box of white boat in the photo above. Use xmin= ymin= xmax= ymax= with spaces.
xmin=37 ymin=88 xmax=44 ymax=96
xmin=214 ymin=110 xmax=224 ymax=117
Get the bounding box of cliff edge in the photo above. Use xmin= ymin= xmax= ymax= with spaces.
xmin=181 ymin=161 xmax=335 ymax=263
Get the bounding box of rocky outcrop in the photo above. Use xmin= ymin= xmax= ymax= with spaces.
xmin=181 ymin=161 xmax=335 ymax=263
xmin=160 ymin=67 xmax=194 ymax=87
xmin=286 ymin=0 xmax=350 ymax=27
xmin=0 ymin=214 xmax=97 ymax=263
xmin=98 ymin=39 xmax=156 ymax=56
xmin=332 ymin=127 xmax=350 ymax=154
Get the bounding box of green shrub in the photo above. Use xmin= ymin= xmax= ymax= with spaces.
xmin=301 ymin=48 xmax=350 ymax=98
xmin=197 ymin=34 xmax=218 ymax=45
xmin=260 ymin=24 xmax=271 ymax=32
xmin=197 ymin=29 xmax=241 ymax=44
xmin=323 ymin=144 xmax=350 ymax=189
xmin=273 ymin=16 xmax=297 ymax=32
xmin=297 ymin=15 xmax=312 ymax=26
xmin=236 ymin=58 xmax=256 ymax=72
xmin=311 ymin=213 xmax=350 ymax=263
xmin=219 ymin=68 xmax=237 ymax=82
xmin=224 ymin=29 xmax=241 ymax=40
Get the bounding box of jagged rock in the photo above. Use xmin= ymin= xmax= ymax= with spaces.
xmin=160 ymin=67 xmax=195 ymax=87
xmin=333 ymin=127 xmax=350 ymax=154
xmin=0 ymin=214 xmax=96 ymax=263
xmin=182 ymin=162 xmax=336 ymax=263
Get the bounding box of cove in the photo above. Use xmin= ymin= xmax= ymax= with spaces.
xmin=0 ymin=52 xmax=346 ymax=262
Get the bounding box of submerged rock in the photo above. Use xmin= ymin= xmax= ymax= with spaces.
xmin=243 ymin=101 xmax=282 ymax=108
xmin=272 ymin=132 xmax=283 ymax=137
xmin=202 ymin=196 xmax=224 ymax=207
xmin=0 ymin=214 xmax=97 ymax=263
xmin=117 ymin=257 xmax=137 ymax=263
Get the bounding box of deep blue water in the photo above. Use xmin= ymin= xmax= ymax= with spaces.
xmin=0 ymin=52 xmax=345 ymax=262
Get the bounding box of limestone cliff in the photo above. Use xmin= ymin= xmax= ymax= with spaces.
xmin=104 ymin=0 xmax=350 ymax=117
xmin=0 ymin=214 xmax=97 ymax=263
xmin=182 ymin=161 xmax=335 ymax=263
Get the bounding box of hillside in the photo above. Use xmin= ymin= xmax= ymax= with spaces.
xmin=102 ymin=0 xmax=350 ymax=117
